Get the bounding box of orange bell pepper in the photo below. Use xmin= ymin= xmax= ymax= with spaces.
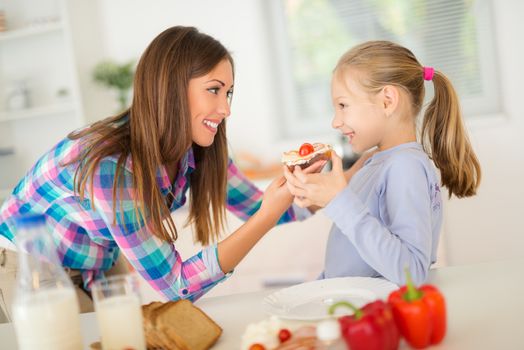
xmin=387 ymin=269 xmax=446 ymax=349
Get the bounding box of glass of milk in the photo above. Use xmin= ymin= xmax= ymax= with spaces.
xmin=92 ymin=273 xmax=146 ymax=350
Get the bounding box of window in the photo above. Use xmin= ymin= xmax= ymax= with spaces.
xmin=268 ymin=0 xmax=500 ymax=137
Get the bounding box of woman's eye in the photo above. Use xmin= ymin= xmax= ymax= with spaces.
xmin=226 ymin=90 xmax=234 ymax=102
xmin=207 ymin=87 xmax=219 ymax=95
xmin=338 ymin=103 xmax=347 ymax=110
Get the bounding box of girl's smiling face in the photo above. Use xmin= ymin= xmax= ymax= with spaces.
xmin=330 ymin=68 xmax=389 ymax=153
xmin=188 ymin=59 xmax=234 ymax=147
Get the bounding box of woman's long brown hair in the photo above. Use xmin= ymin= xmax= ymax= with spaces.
xmin=335 ymin=40 xmax=481 ymax=198
xmin=67 ymin=26 xmax=232 ymax=245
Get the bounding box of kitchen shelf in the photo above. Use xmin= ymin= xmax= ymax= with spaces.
xmin=0 ymin=0 xmax=84 ymax=199
xmin=0 ymin=21 xmax=63 ymax=43
xmin=0 ymin=102 xmax=76 ymax=122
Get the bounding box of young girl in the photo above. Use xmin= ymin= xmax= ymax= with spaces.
xmin=284 ymin=41 xmax=481 ymax=285
xmin=0 ymin=26 xmax=319 ymax=317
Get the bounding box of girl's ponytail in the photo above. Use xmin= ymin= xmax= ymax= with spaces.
xmin=421 ymin=70 xmax=481 ymax=198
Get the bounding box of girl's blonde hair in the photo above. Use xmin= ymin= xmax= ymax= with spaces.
xmin=335 ymin=40 xmax=481 ymax=198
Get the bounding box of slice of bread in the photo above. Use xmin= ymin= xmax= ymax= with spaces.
xmin=143 ymin=301 xmax=171 ymax=349
xmin=142 ymin=300 xmax=222 ymax=350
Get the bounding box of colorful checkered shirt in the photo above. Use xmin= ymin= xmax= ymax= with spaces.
xmin=0 ymin=136 xmax=299 ymax=301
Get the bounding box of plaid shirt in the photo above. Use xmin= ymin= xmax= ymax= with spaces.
xmin=0 ymin=136 xmax=299 ymax=301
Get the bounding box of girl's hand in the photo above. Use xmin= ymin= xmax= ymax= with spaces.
xmin=283 ymin=152 xmax=347 ymax=208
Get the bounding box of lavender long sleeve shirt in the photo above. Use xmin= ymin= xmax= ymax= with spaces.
xmin=321 ymin=142 xmax=443 ymax=285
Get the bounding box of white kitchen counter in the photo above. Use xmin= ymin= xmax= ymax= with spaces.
xmin=199 ymin=258 xmax=524 ymax=349
xmin=1 ymin=258 xmax=523 ymax=349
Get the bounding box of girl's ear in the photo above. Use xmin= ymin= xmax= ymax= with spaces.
xmin=381 ymin=85 xmax=400 ymax=117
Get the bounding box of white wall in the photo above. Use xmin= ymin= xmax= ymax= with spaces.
xmin=66 ymin=0 xmax=113 ymax=126
xmin=71 ymin=0 xmax=523 ymax=266
xmin=441 ymin=0 xmax=524 ymax=265
xmin=73 ymin=0 xmax=337 ymax=158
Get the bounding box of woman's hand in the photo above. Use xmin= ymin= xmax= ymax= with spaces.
xmin=284 ymin=152 xmax=347 ymax=208
xmin=216 ymin=160 xmax=327 ymax=274
xmin=259 ymin=175 xmax=293 ymax=223
xmin=259 ymin=160 xmax=327 ymax=222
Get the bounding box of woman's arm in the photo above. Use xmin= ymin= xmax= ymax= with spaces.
xmin=90 ymin=159 xmax=296 ymax=300
xmin=217 ymin=175 xmax=293 ymax=273
xmin=90 ymin=159 xmax=228 ymax=302
xmin=225 ymin=158 xmax=295 ymax=223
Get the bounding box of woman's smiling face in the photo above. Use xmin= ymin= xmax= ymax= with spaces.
xmin=188 ymin=59 xmax=234 ymax=147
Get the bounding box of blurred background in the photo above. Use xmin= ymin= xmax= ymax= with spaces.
xmin=0 ymin=0 xmax=523 ymax=299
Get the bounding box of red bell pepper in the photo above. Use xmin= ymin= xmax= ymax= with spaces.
xmin=329 ymin=300 xmax=399 ymax=350
xmin=388 ymin=269 xmax=446 ymax=348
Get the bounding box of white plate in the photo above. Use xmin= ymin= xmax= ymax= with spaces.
xmin=263 ymin=277 xmax=398 ymax=321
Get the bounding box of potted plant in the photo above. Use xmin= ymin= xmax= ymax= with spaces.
xmin=92 ymin=60 xmax=135 ymax=111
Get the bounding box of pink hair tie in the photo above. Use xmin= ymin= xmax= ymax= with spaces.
xmin=423 ymin=66 xmax=435 ymax=81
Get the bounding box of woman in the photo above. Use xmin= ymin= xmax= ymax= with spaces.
xmin=0 ymin=26 xmax=320 ymax=317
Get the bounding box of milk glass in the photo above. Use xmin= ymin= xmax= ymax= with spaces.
xmin=92 ymin=274 xmax=146 ymax=350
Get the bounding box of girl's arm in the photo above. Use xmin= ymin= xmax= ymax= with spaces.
xmin=344 ymin=150 xmax=376 ymax=182
xmin=297 ymin=151 xmax=375 ymax=214
xmin=217 ymin=175 xmax=294 ymax=273
xmin=323 ymin=156 xmax=440 ymax=285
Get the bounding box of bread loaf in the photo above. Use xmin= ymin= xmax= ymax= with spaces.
xmin=142 ymin=300 xmax=222 ymax=350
